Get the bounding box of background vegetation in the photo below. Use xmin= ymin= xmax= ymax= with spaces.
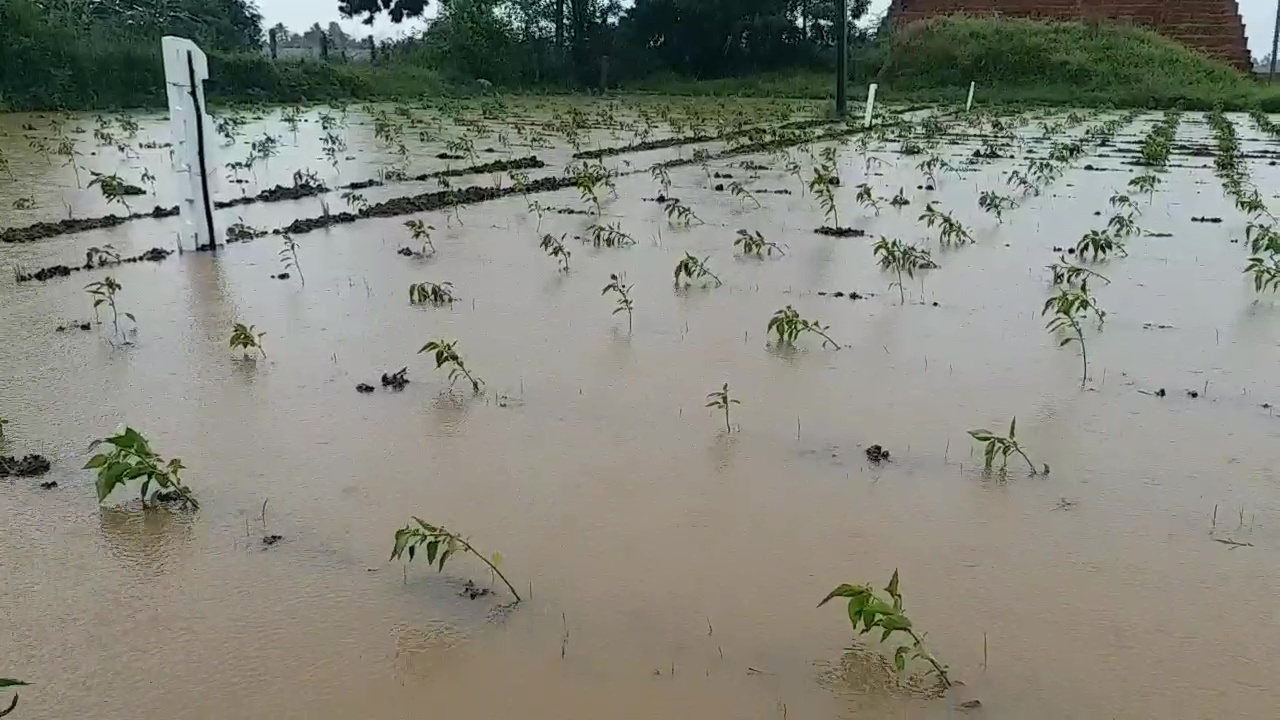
xmin=2 ymin=0 xmax=1279 ymax=111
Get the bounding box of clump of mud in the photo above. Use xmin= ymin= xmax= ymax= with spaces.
xmin=816 ymin=645 xmax=948 ymax=701
xmin=814 ymin=227 xmax=867 ymax=238
xmin=0 ymin=455 xmax=52 ymax=477
xmin=16 ymin=247 xmax=172 ymax=283
xmin=381 ymin=368 xmax=410 ymax=391
xmin=460 ymin=580 xmax=493 ymax=599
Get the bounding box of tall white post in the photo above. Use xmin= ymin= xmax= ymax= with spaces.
xmin=863 ymin=84 xmax=878 ymax=129
xmin=162 ymin=37 xmax=216 ymax=253
xmin=966 ymin=82 xmax=976 ymax=112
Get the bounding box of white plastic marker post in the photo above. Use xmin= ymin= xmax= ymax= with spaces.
xmin=966 ymin=81 xmax=976 ymax=112
xmin=162 ymin=36 xmax=216 ymax=254
xmin=863 ymin=83 xmax=878 ymax=129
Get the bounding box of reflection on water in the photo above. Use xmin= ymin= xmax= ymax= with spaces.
xmin=97 ymin=507 xmax=195 ymax=573
xmin=2 ymin=105 xmax=1280 ymax=720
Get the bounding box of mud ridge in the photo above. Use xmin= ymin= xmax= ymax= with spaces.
xmin=0 ymin=157 xmax=546 ymax=244
xmin=572 ymin=119 xmax=833 ymax=160
xmin=16 ymin=247 xmax=172 ymax=283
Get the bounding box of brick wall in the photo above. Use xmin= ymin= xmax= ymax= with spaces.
xmin=889 ymin=0 xmax=1252 ymax=70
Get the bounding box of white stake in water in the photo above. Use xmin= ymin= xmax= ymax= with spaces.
xmin=966 ymin=81 xmax=976 ymax=112
xmin=162 ymin=36 xmax=216 ymax=253
xmin=863 ymin=84 xmax=878 ymax=129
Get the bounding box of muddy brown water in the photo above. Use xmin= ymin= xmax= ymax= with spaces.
xmin=3 ymin=101 xmax=1280 ymax=720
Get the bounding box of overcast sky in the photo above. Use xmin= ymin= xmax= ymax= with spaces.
xmin=258 ymin=0 xmax=1276 ymax=57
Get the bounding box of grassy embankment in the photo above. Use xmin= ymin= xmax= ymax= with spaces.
xmin=633 ymin=17 xmax=1280 ymax=111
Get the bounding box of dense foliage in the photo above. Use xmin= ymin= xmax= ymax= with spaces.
xmin=0 ymin=0 xmax=430 ymax=110
xmin=2 ymin=0 xmax=1277 ymax=112
xmin=374 ymin=0 xmax=874 ymax=86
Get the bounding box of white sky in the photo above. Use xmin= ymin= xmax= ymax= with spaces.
xmin=257 ymin=0 xmax=1276 ymax=57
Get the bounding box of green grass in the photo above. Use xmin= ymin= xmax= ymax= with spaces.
xmin=625 ymin=17 xmax=1280 ymax=111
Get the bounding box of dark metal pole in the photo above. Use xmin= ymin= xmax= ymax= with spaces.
xmin=1270 ymin=0 xmax=1280 ymax=83
xmin=187 ymin=51 xmax=217 ymax=254
xmin=835 ymin=0 xmax=848 ymax=116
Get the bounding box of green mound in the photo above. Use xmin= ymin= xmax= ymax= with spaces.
xmin=878 ymin=16 xmax=1273 ymax=109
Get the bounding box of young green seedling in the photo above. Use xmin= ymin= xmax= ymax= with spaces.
xmin=341 ymin=191 xmax=369 ymax=213
xmin=85 ymin=276 xmax=134 ymax=340
xmin=84 ymin=426 xmax=198 ymax=510
xmin=919 ymin=203 xmax=973 ymax=247
xmin=229 ymin=322 xmax=266 ymax=358
xmin=419 ymin=339 xmax=484 ymax=394
xmin=56 ymin=136 xmax=82 ymax=188
xmin=391 ymin=517 xmax=521 ymax=602
xmin=785 ymin=159 xmax=805 ymax=196
xmin=674 ymin=253 xmax=722 ymax=288
xmin=873 ymin=237 xmax=936 ymax=305
xmin=767 ymin=306 xmax=840 ymax=349
xmin=279 ymin=234 xmax=305 ymax=285
xmin=85 ymin=244 xmax=121 ymax=269
xmin=888 ymin=187 xmax=910 ymax=209
xmin=916 ymin=155 xmax=958 ymax=187
xmin=0 ymin=677 xmax=25 ymax=716
xmin=664 ymin=198 xmax=704 ymax=227
xmin=810 ymin=166 xmax=840 ymax=227
xmin=854 ymin=183 xmax=881 ymax=215
xmin=1047 ymin=256 xmax=1111 ymax=288
xmin=404 ymin=220 xmax=436 ymax=256
xmin=1244 ymin=254 xmax=1280 ymax=293
xmin=539 ymin=233 xmax=572 ymax=272
xmin=1075 ymin=229 xmax=1126 ymax=261
xmin=705 ymin=382 xmax=739 ymax=433
xmin=818 ymin=570 xmax=950 ymax=689
xmin=584 ymin=223 xmax=636 ymax=248
xmin=728 ymin=181 xmax=762 ymax=209
xmin=968 ymin=417 xmax=1038 ymax=476
xmin=977 ymin=191 xmax=1018 ymax=223
xmin=1127 ymin=172 xmax=1161 ymax=202
xmin=601 ymin=272 xmax=634 ymax=332
xmin=649 ymin=164 xmax=673 ymax=197
xmin=408 ymin=281 xmax=456 ymax=306
xmin=734 ymin=229 xmax=785 ymax=258
xmin=570 ymin=162 xmax=607 ymax=215
xmin=88 ymin=170 xmax=133 ymax=214
xmin=1043 ymin=281 xmax=1106 ymax=388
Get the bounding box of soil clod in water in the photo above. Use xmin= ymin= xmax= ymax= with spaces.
xmin=0 ymin=454 xmax=51 ymax=477
xmin=381 ymin=368 xmax=410 ymax=391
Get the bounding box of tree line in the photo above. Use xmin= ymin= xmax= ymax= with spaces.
xmin=344 ymin=0 xmax=876 ymax=86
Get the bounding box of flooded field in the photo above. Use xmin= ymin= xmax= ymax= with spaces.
xmin=3 ymin=96 xmax=1280 ymax=720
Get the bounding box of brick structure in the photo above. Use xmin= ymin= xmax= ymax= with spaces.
xmin=888 ymin=0 xmax=1252 ymax=70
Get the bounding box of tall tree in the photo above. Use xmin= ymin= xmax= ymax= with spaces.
xmin=339 ymin=0 xmax=430 ymax=24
